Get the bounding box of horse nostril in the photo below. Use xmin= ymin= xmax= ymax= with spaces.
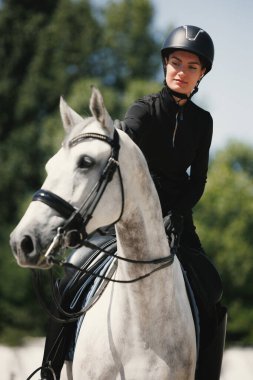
xmin=20 ymin=235 xmax=34 ymax=255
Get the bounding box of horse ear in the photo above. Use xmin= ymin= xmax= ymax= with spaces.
xmin=60 ymin=96 xmax=84 ymax=132
xmin=89 ymin=86 xmax=113 ymax=133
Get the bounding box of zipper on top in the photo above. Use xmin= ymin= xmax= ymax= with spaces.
xmin=172 ymin=109 xmax=183 ymax=148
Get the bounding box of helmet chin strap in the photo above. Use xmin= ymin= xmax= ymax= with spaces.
xmin=167 ymin=87 xmax=189 ymax=100
xmin=164 ymin=78 xmax=201 ymax=102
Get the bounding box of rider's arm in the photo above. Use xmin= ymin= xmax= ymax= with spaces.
xmin=117 ymin=100 xmax=150 ymax=143
xmin=172 ymin=112 xmax=213 ymax=214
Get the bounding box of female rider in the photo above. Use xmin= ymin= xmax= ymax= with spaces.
xmin=122 ymin=24 xmax=227 ymax=380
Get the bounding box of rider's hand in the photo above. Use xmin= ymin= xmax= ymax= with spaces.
xmin=164 ymin=211 xmax=184 ymax=251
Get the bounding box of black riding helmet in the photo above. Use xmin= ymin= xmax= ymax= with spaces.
xmin=161 ymin=25 xmax=214 ymax=100
xmin=161 ymin=25 xmax=214 ymax=75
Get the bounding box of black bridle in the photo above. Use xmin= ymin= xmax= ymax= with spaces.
xmin=33 ymin=129 xmax=123 ymax=259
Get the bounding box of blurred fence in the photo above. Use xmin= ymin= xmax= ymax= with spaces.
xmin=1 ymin=338 xmax=253 ymax=380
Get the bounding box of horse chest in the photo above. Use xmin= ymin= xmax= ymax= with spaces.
xmin=72 ymin=277 xmax=195 ymax=380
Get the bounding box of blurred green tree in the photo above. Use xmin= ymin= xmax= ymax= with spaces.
xmin=100 ymin=0 xmax=160 ymax=88
xmin=195 ymin=142 xmax=253 ymax=345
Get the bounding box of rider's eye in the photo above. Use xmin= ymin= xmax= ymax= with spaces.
xmin=77 ymin=155 xmax=94 ymax=169
xmin=189 ymin=65 xmax=197 ymax=71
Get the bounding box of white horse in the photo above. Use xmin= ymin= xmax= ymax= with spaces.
xmin=10 ymin=87 xmax=196 ymax=379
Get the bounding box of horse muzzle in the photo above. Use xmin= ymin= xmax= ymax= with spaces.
xmin=10 ymin=224 xmax=86 ymax=269
xmin=10 ymin=230 xmax=52 ymax=269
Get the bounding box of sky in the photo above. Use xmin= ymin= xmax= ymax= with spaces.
xmin=95 ymin=0 xmax=253 ymax=152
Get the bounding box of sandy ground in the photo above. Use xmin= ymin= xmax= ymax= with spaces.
xmin=0 ymin=338 xmax=252 ymax=380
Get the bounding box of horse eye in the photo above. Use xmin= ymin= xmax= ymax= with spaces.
xmin=77 ymin=155 xmax=94 ymax=169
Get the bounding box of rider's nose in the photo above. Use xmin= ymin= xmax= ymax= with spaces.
xmin=178 ymin=67 xmax=186 ymax=76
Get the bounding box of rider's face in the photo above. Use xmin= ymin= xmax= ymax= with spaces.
xmin=165 ymin=50 xmax=206 ymax=96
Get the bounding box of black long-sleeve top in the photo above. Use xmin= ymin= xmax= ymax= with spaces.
xmin=124 ymin=86 xmax=213 ymax=216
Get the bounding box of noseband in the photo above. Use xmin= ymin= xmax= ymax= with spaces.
xmin=32 ymin=129 xmax=123 ymax=259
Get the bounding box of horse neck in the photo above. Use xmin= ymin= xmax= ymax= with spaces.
xmin=113 ymin=169 xmax=178 ymax=323
xmin=106 ymin=140 xmax=186 ymax=333
xmin=116 ymin=205 xmax=168 ymax=262
xmin=115 ymin=141 xmax=170 ymax=263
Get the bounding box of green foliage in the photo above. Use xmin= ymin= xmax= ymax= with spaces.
xmin=123 ymin=79 xmax=161 ymax=111
xmin=0 ymin=1 xmax=58 ymax=137
xmin=0 ymin=225 xmax=47 ymax=345
xmin=195 ymin=141 xmax=253 ymax=345
xmin=15 ymin=0 xmax=102 ymax=124
xmin=101 ymin=0 xmax=160 ymax=88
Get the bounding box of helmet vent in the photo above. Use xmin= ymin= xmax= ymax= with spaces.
xmin=183 ymin=25 xmax=204 ymax=41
